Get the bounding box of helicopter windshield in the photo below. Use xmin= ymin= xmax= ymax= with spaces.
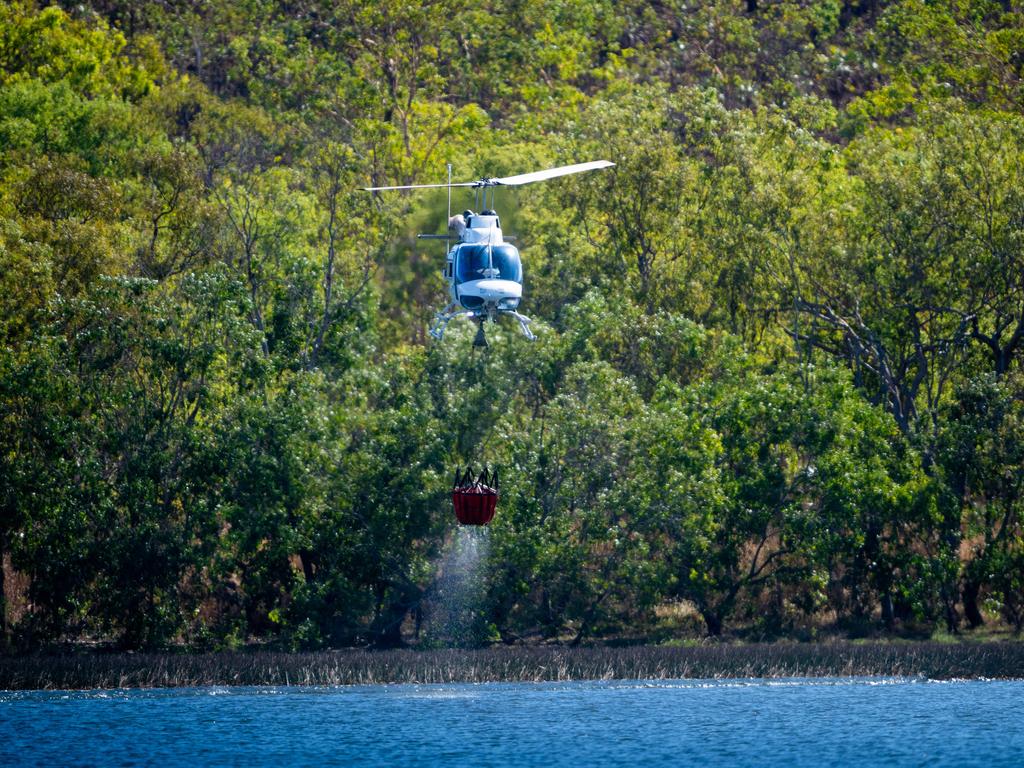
xmin=491 ymin=244 xmax=522 ymax=283
xmin=456 ymin=246 xmax=489 ymax=284
xmin=455 ymin=245 xmax=522 ymax=284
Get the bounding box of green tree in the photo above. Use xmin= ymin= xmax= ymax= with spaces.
xmin=938 ymin=373 xmax=1024 ymax=630
xmin=654 ymin=361 xmax=931 ymax=636
xmin=489 ymin=360 xmax=654 ymax=643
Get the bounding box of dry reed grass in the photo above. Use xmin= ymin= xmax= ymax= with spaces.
xmin=2 ymin=642 xmax=1022 ymax=690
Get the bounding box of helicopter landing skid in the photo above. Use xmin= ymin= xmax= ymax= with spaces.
xmin=504 ymin=310 xmax=536 ymax=341
xmin=428 ymin=304 xmax=537 ymax=342
xmin=429 ymin=303 xmax=472 ymax=341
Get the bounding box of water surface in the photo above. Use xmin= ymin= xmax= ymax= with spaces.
xmin=2 ymin=677 xmax=1020 ymax=766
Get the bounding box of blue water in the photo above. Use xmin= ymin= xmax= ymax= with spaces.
xmin=2 ymin=678 xmax=1021 ymax=766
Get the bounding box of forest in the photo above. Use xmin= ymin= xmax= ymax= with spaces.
xmin=1 ymin=0 xmax=1023 ymax=651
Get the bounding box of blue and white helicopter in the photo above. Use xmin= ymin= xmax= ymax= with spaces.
xmin=363 ymin=160 xmax=614 ymax=347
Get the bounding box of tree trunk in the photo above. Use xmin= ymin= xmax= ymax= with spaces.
xmin=941 ymin=511 xmax=962 ymax=633
xmin=942 ymin=584 xmax=960 ymax=633
xmin=0 ymin=539 xmax=7 ymax=648
xmin=298 ymin=549 xmax=315 ymax=585
xmin=962 ymin=580 xmax=985 ymax=629
xmin=702 ymin=609 xmax=723 ymax=636
xmin=374 ymin=605 xmax=407 ymax=648
xmin=572 ymin=589 xmax=610 ymax=647
xmin=373 ymin=583 xmax=419 ymax=648
xmin=881 ymin=592 xmax=895 ymax=631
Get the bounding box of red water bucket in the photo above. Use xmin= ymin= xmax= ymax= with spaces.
xmin=452 ymin=486 xmax=498 ymax=526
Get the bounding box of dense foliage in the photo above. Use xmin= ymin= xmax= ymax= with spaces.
xmin=2 ymin=0 xmax=1024 ymax=650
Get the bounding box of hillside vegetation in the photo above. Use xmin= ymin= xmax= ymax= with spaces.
xmin=2 ymin=0 xmax=1024 ymax=650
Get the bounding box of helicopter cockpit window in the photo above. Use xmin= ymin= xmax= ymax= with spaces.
xmin=456 ymin=244 xmax=523 ymax=284
xmin=491 ymin=245 xmax=522 ymax=283
xmin=455 ymin=246 xmax=489 ymax=284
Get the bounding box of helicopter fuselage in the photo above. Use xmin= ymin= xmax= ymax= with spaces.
xmin=444 ymin=212 xmax=523 ymax=317
xmin=426 ymin=209 xmax=534 ymax=343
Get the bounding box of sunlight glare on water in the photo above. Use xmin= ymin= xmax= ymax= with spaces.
xmin=2 ymin=677 xmax=1023 ymax=767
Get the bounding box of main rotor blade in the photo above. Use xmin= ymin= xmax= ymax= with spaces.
xmin=361 ymin=160 xmax=615 ymax=191
xmin=492 ymin=160 xmax=615 ymax=187
xmin=361 ymin=181 xmax=478 ymax=191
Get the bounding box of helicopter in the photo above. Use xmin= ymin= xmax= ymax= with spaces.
xmin=362 ymin=160 xmax=614 ymax=347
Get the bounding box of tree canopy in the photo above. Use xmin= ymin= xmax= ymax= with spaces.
xmin=3 ymin=0 xmax=1024 ymax=650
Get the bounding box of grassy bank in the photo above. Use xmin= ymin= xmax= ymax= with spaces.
xmin=3 ymin=642 xmax=1024 ymax=690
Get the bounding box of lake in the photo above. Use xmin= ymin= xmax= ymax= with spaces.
xmin=2 ymin=677 xmax=1020 ymax=766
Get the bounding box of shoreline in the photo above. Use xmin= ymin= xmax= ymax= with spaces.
xmin=3 ymin=641 xmax=1024 ymax=690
